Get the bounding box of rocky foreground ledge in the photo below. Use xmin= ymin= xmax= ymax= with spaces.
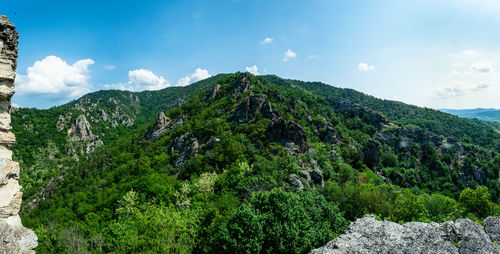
xmin=0 ymin=15 xmax=37 ymax=253
xmin=311 ymin=215 xmax=500 ymax=254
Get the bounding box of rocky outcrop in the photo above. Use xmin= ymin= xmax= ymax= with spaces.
xmin=145 ymin=112 xmax=171 ymax=141
xmin=311 ymin=215 xmax=500 ymax=254
xmin=67 ymin=114 xmax=103 ymax=153
xmin=171 ymin=133 xmax=199 ymax=168
xmin=331 ymin=98 xmax=387 ymax=127
xmin=97 ymin=108 xmax=109 ymax=122
xmin=266 ymin=118 xmax=309 ymax=153
xmin=206 ymin=84 xmax=221 ymax=101
xmin=0 ymin=15 xmax=37 ymax=253
xmin=231 ymin=94 xmax=279 ymax=123
xmin=68 ymin=115 xmax=95 ymax=141
xmin=232 ymin=73 xmax=251 ymax=99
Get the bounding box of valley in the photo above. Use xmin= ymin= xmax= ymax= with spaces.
xmin=13 ymin=72 xmax=500 ymax=253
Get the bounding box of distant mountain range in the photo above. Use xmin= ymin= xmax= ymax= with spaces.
xmin=440 ymin=108 xmax=500 ymax=122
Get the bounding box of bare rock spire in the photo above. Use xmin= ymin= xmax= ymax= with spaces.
xmin=0 ymin=15 xmax=38 ymax=253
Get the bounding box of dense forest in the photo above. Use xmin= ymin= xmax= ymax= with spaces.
xmin=12 ymin=73 xmax=500 ymax=253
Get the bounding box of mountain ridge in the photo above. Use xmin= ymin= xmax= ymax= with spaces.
xmin=11 ymin=72 xmax=500 ymax=253
xmin=441 ymin=108 xmax=500 ymax=123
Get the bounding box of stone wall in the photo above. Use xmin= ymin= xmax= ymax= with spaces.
xmin=0 ymin=15 xmax=37 ymax=253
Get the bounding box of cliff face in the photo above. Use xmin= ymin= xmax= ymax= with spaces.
xmin=311 ymin=215 xmax=500 ymax=254
xmin=0 ymin=15 xmax=37 ymax=253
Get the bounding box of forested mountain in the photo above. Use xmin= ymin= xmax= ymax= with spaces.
xmin=441 ymin=108 xmax=500 ymax=124
xmin=14 ymin=73 xmax=500 ymax=253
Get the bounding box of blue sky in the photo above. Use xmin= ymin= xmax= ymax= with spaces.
xmin=5 ymin=0 xmax=500 ymax=109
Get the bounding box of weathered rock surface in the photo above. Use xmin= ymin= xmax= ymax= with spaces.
xmin=231 ymin=94 xmax=278 ymax=123
xmin=266 ymin=118 xmax=309 ymax=153
xmin=484 ymin=217 xmax=500 ymax=242
xmin=311 ymin=215 xmax=500 ymax=254
xmin=97 ymin=108 xmax=109 ymax=122
xmin=0 ymin=15 xmax=37 ymax=253
xmin=206 ymin=83 xmax=222 ymax=101
xmin=145 ymin=112 xmax=171 ymax=141
xmin=68 ymin=115 xmax=95 ymax=141
xmin=171 ymin=133 xmax=199 ymax=168
xmin=232 ymin=73 xmax=251 ymax=99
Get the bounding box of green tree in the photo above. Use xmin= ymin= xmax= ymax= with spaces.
xmin=391 ymin=190 xmax=428 ymax=222
xmin=459 ymin=186 xmax=493 ymax=218
xmin=215 ymin=189 xmax=348 ymax=254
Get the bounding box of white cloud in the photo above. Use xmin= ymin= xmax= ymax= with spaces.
xmin=431 ymin=83 xmax=465 ymax=99
xmin=453 ymin=62 xmax=465 ymax=67
xmin=471 ymin=61 xmax=492 ymax=73
xmin=358 ymin=62 xmax=376 ymax=71
xmin=176 ymin=68 xmax=211 ymax=86
xmin=16 ymin=55 xmax=94 ymax=98
xmin=106 ymin=69 xmax=170 ymax=91
xmin=451 ymin=50 xmax=481 ymax=58
xmin=431 ymin=82 xmax=490 ymax=99
xmin=283 ymin=49 xmax=297 ymax=61
xmin=308 ymin=54 xmax=319 ymax=59
xmin=104 ymin=65 xmax=116 ymax=70
xmin=245 ymin=65 xmax=260 ymax=75
xmin=261 ymin=37 xmax=273 ymax=44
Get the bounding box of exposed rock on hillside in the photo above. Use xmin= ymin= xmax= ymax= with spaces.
xmin=145 ymin=112 xmax=171 ymax=141
xmin=68 ymin=115 xmax=95 ymax=141
xmin=266 ymin=118 xmax=309 ymax=153
xmin=0 ymin=15 xmax=37 ymax=253
xmin=97 ymin=108 xmax=109 ymax=121
xmin=232 ymin=73 xmax=251 ymax=99
xmin=206 ymin=83 xmax=221 ymax=101
xmin=311 ymin=215 xmax=500 ymax=254
xmin=331 ymin=98 xmax=388 ymax=127
xmin=231 ymin=94 xmax=278 ymax=123
xmin=68 ymin=115 xmax=103 ymax=153
xmin=171 ymin=133 xmax=199 ymax=168
xmin=373 ymin=122 xmax=493 ymax=185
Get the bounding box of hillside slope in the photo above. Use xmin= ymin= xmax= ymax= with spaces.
xmin=13 ymin=73 xmax=500 ymax=253
xmin=262 ymin=75 xmax=500 ymax=150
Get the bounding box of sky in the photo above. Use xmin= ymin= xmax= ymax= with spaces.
xmin=4 ymin=0 xmax=500 ymax=109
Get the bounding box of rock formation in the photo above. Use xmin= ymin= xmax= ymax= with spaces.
xmin=311 ymin=215 xmax=500 ymax=254
xmin=231 ymin=94 xmax=278 ymax=123
xmin=0 ymin=15 xmax=37 ymax=253
xmin=266 ymin=118 xmax=309 ymax=153
xmin=68 ymin=115 xmax=95 ymax=141
xmin=145 ymin=112 xmax=171 ymax=141
xmin=232 ymin=73 xmax=251 ymax=99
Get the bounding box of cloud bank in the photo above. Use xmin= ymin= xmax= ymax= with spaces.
xmin=16 ymin=55 xmax=94 ymax=98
